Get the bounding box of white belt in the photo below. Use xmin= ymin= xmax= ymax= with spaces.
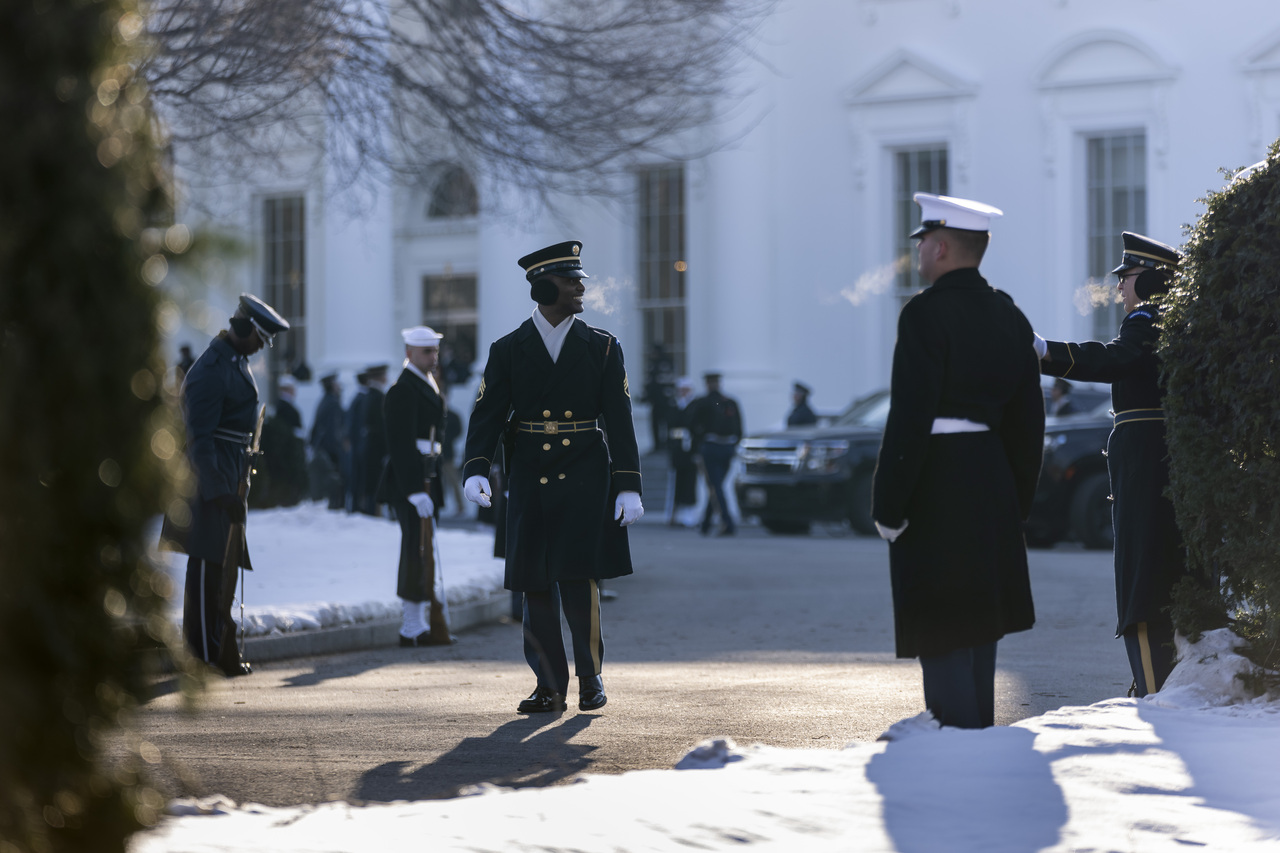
xmin=931 ymin=418 xmax=989 ymax=434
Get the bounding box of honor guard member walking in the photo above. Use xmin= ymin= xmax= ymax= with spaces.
xmin=872 ymin=193 xmax=1044 ymax=729
xmin=690 ymin=372 xmax=742 ymax=536
xmin=1033 ymin=232 xmax=1192 ymax=697
xmin=462 ymin=240 xmax=643 ymax=714
xmin=162 ymin=294 xmax=290 ymax=677
xmin=376 ymin=328 xmax=454 ymax=646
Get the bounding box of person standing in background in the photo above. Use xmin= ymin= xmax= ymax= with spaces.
xmin=360 ymin=364 xmax=389 ymax=516
xmin=665 ymin=377 xmax=700 ymax=526
xmin=690 ymin=371 xmax=742 ymax=536
xmin=376 ymin=327 xmax=454 ymax=647
xmin=786 ymin=382 xmax=818 ymax=428
xmin=310 ymin=373 xmax=346 ymax=509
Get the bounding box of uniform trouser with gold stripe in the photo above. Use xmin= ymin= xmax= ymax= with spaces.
xmin=1123 ymin=619 xmax=1176 ymax=698
xmin=522 ymin=580 xmax=603 ymax=695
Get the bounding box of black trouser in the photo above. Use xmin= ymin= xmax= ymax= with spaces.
xmin=1123 ymin=620 xmax=1176 ymax=698
xmin=184 ymin=556 xmax=240 ymax=666
xmin=699 ymin=442 xmax=736 ymax=532
xmin=919 ymin=641 xmax=998 ymax=729
xmin=521 ymin=580 xmax=602 ymax=696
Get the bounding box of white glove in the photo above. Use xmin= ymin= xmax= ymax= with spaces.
xmin=415 ymin=439 xmax=442 ymax=456
xmin=614 ymin=491 xmax=644 ymax=526
xmin=464 ymin=475 xmax=492 ymax=508
xmin=408 ymin=492 xmax=434 ymax=518
xmin=875 ymin=519 xmax=908 ymax=543
xmin=1032 ymin=333 xmax=1048 ymax=360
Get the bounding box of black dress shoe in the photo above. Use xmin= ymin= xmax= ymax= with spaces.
xmin=218 ymin=660 xmax=252 ymax=678
xmin=578 ymin=675 xmax=607 ymax=711
xmin=517 ymin=686 xmax=567 ymax=714
xmin=399 ymin=631 xmax=458 ymax=647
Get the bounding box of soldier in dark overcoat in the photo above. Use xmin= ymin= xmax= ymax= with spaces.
xmin=360 ymin=363 xmax=389 ymax=515
xmin=1034 ymin=232 xmax=1192 ymax=697
xmin=310 ymin=374 xmax=346 ymax=508
xmin=375 ymin=331 xmax=451 ymax=646
xmin=161 ymin=294 xmax=289 ymax=676
xmin=872 ymin=193 xmax=1044 ymax=730
xmin=462 ymin=240 xmax=643 ymax=714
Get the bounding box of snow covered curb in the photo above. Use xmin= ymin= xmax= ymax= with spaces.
xmin=157 ymin=503 xmax=508 ymax=639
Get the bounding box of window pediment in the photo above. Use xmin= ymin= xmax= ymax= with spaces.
xmin=1038 ymin=31 xmax=1176 ymax=90
xmin=845 ymin=49 xmax=977 ymax=105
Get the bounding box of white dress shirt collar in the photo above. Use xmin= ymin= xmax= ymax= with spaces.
xmin=532 ymin=309 xmax=574 ymax=363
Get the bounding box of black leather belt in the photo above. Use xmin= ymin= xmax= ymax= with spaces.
xmin=1113 ymin=408 xmax=1164 ymax=426
xmin=213 ymin=428 xmax=253 ymax=445
xmin=517 ymin=419 xmax=598 ymax=435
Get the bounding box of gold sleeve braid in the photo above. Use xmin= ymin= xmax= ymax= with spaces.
xmin=475 ymin=376 xmax=486 ymax=402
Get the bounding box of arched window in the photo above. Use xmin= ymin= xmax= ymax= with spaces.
xmin=426 ymin=166 xmax=478 ymax=218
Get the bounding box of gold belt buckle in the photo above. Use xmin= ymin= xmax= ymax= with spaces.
xmin=544 ymin=420 xmax=559 ymax=435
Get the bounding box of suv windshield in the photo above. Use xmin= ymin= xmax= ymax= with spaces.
xmin=832 ymin=390 xmax=891 ymax=429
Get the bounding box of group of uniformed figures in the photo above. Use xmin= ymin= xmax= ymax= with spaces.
xmin=163 ymin=223 xmax=1197 ymax=725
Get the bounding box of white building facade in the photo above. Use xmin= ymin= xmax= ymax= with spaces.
xmin=166 ymin=0 xmax=1280 ymax=443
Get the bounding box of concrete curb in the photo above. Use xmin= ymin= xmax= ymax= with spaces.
xmin=243 ymin=592 xmax=512 ymax=664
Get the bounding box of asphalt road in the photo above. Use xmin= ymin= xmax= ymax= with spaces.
xmin=132 ymin=522 xmax=1125 ymax=806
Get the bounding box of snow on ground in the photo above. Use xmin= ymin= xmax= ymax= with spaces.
xmin=138 ymin=506 xmax=1280 ymax=852
xmin=155 ymin=503 xmax=506 ymax=636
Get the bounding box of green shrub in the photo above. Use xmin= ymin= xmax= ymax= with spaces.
xmin=1162 ymin=141 xmax=1280 ymax=675
xmin=0 ymin=0 xmax=192 ymax=849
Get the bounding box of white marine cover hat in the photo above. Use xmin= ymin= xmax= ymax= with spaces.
xmin=910 ymin=192 xmax=1003 ymax=238
xmin=401 ymin=325 xmax=443 ymax=347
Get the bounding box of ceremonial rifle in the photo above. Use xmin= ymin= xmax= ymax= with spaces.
xmin=419 ymin=425 xmax=452 ymax=641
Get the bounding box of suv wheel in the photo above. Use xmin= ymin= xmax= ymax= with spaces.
xmin=1070 ymin=472 xmax=1114 ymax=550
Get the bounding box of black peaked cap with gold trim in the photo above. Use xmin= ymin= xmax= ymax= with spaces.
xmin=518 ymin=240 xmax=589 ymax=281
xmin=1111 ymin=232 xmax=1180 ymax=275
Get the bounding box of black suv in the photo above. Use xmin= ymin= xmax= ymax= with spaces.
xmin=735 ymin=391 xmax=890 ymax=535
xmin=735 ymin=381 xmax=1113 ymax=544
xmin=1025 ymin=398 xmax=1114 ymax=549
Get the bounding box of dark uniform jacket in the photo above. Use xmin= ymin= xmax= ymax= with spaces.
xmin=787 ymin=400 xmax=818 ymax=428
xmin=873 ymin=267 xmax=1045 ymax=659
xmin=462 ymin=317 xmax=641 ymax=592
xmin=689 ymin=391 xmax=742 ymax=451
xmin=363 ymin=385 xmax=388 ymax=487
xmin=1040 ymin=303 xmax=1187 ymax=635
xmin=161 ymin=335 xmax=259 ymax=568
xmin=375 ymin=367 xmax=445 ymax=508
xmin=310 ymin=391 xmax=345 ymax=465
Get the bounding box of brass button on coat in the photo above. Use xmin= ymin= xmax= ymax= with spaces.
xmin=539 ymin=476 xmax=548 ymax=484
xmin=558 ymin=473 xmax=566 ymax=480
xmin=564 ymin=410 xmax=572 ymax=418
xmin=542 ymin=443 xmax=551 ymax=451
xmin=543 ymin=410 xmax=551 ymax=418
xmin=562 ymin=438 xmax=570 ymax=446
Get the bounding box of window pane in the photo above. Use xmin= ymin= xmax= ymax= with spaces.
xmin=893 ymin=146 xmax=949 ymax=294
xmin=263 ymin=195 xmax=306 ymax=393
xmin=636 ymin=166 xmax=687 ymax=376
xmin=1085 ymin=131 xmax=1146 ymax=336
xmin=422 ymin=273 xmax=479 ymax=368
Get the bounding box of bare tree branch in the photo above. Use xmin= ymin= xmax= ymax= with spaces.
xmin=138 ymin=0 xmax=770 ymax=202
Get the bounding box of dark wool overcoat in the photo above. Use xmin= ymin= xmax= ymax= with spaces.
xmin=1041 ymin=303 xmax=1189 ymax=635
xmin=462 ymin=317 xmax=641 ymax=592
xmin=160 ymin=335 xmax=259 ymax=569
xmin=873 ymin=268 xmax=1045 ymax=659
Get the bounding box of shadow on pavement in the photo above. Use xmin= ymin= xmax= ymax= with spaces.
xmin=354 ymin=714 xmax=597 ymax=801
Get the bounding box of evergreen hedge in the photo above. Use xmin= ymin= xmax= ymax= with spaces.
xmin=0 ymin=0 xmax=192 ymax=849
xmin=1162 ymin=141 xmax=1280 ymax=675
